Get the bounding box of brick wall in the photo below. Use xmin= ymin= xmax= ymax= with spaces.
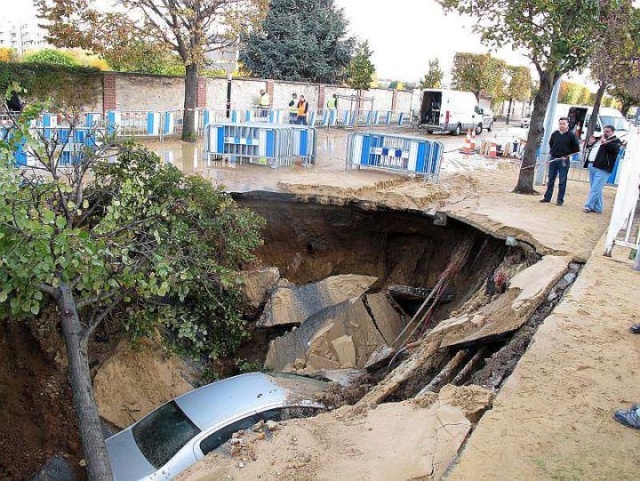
xmin=115 ymin=74 xmax=185 ymax=111
xmin=103 ymin=73 xmax=117 ymax=111
xmin=98 ymin=72 xmax=417 ymax=114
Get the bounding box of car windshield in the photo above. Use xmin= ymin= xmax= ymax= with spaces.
xmin=132 ymin=401 xmax=201 ymax=469
xmin=600 ymin=116 xmax=627 ymax=131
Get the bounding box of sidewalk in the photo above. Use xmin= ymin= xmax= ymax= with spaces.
xmin=447 ymin=236 xmax=640 ymax=480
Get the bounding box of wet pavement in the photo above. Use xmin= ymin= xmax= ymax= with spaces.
xmin=142 ymin=123 xmax=530 ymax=192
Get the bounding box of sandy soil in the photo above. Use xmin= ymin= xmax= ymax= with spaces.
xmin=95 ymin=128 xmax=637 ymax=481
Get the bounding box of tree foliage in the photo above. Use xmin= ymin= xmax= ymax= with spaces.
xmin=240 ymin=0 xmax=354 ymax=83
xmin=0 ymin=100 xmax=264 ymax=478
xmin=585 ymin=0 xmax=640 ymax=138
xmin=419 ymin=58 xmax=444 ymax=89
xmin=36 ymin=0 xmax=268 ymax=141
xmin=0 ymin=47 xmax=17 ymax=63
xmin=440 ymin=0 xmax=603 ymax=193
xmin=558 ymin=81 xmax=592 ymax=104
xmin=346 ymin=40 xmax=376 ymax=91
xmin=505 ymin=66 xmax=531 ymax=102
xmin=450 ymin=52 xmax=506 ymax=101
xmin=23 ymin=48 xmax=80 ymax=67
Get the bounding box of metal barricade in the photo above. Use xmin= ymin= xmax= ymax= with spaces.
xmin=204 ymin=122 xmax=317 ymax=168
xmin=5 ymin=123 xmax=104 ymax=167
xmin=106 ymin=110 xmax=162 ymax=137
xmin=346 ymin=132 xmax=443 ymax=182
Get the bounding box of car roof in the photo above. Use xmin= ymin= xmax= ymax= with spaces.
xmin=174 ymin=372 xmax=322 ymax=430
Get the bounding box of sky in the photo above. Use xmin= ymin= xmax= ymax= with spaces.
xmin=334 ymin=0 xmax=531 ymax=83
xmin=13 ymin=0 xmax=531 ymax=84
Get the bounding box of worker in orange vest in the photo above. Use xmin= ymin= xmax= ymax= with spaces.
xmin=296 ymin=95 xmax=309 ymax=125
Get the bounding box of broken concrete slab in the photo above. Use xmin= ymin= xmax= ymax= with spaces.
xmin=365 ymin=292 xmax=406 ymax=345
xmin=264 ymin=297 xmax=387 ymax=372
xmin=330 ymin=335 xmax=357 ymax=367
xmin=433 ymin=256 xmax=572 ymax=348
xmin=257 ymin=274 xmax=378 ymax=328
xmin=236 ymin=268 xmax=280 ymax=315
xmin=320 ymin=368 xmax=366 ymax=387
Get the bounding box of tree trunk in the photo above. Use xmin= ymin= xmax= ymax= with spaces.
xmin=182 ymin=64 xmax=199 ymax=142
xmin=506 ymin=98 xmax=513 ymax=124
xmin=513 ymin=71 xmax=558 ymax=194
xmin=586 ymin=82 xmax=607 ymax=141
xmin=58 ymin=283 xmax=113 ymax=480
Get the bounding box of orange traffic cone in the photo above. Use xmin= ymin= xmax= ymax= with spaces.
xmin=488 ymin=142 xmax=497 ymax=158
xmin=462 ymin=130 xmax=472 ymax=154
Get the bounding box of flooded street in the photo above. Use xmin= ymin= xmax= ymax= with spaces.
xmin=142 ymin=125 xmax=528 ymax=192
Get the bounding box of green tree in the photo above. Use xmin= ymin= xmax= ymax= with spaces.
xmin=504 ymin=66 xmax=532 ymax=123
xmin=23 ymin=48 xmax=79 ymax=67
xmin=579 ymin=86 xmax=594 ymax=106
xmin=610 ymin=76 xmax=640 ymax=116
xmin=558 ymin=81 xmax=579 ymax=104
xmin=450 ymin=52 xmax=506 ymax=102
xmin=440 ymin=0 xmax=602 ymax=193
xmin=346 ymin=40 xmax=376 ymax=91
xmin=586 ymin=0 xmax=640 ymax=139
xmin=0 ymin=102 xmax=263 ymax=479
xmin=36 ymin=0 xmax=268 ymax=142
xmin=240 ymin=0 xmax=354 ymax=83
xmin=419 ymin=58 xmax=444 ymax=88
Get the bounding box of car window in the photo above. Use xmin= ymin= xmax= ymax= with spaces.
xmin=258 ymin=406 xmax=324 ymax=423
xmin=132 ymin=401 xmax=201 ymax=469
xmin=200 ymin=415 xmax=260 ymax=455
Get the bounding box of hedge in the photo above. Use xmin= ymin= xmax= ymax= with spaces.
xmin=0 ymin=62 xmax=103 ymax=110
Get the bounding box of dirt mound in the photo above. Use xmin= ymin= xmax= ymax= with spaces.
xmin=93 ymin=337 xmax=194 ymax=429
xmin=0 ymin=321 xmax=84 ymax=480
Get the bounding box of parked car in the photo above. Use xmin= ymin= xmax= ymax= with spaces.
xmin=106 ymin=372 xmax=328 ymax=481
xmin=520 ymin=116 xmax=531 ymax=128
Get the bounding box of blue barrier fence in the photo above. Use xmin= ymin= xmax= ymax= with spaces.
xmin=346 ymin=132 xmax=443 ymax=182
xmin=204 ymin=122 xmax=316 ymax=168
xmin=3 ymin=113 xmax=106 ymax=167
xmin=8 ymin=108 xmax=412 ymax=141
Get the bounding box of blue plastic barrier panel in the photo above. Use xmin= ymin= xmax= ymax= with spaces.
xmin=163 ymin=112 xmax=173 ymax=135
xmin=43 ymin=113 xmax=57 ymax=140
xmin=107 ymin=111 xmax=120 ymax=135
xmin=85 ymin=113 xmax=101 ymax=127
xmin=608 ymin=148 xmax=625 ymax=185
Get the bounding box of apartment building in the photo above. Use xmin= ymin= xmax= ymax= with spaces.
xmin=0 ymin=21 xmax=49 ymax=55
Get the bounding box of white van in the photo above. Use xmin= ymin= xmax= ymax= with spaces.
xmin=553 ymin=103 xmax=628 ymax=139
xmin=414 ymin=89 xmax=486 ymax=135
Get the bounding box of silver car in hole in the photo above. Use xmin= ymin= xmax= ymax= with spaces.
xmin=105 ymin=372 xmax=328 ymax=480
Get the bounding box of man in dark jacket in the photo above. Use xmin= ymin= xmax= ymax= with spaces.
xmin=583 ymin=125 xmax=621 ymax=213
xmin=540 ymin=117 xmax=581 ymax=206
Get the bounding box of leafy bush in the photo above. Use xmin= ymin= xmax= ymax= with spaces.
xmin=89 ymin=145 xmax=266 ymax=359
xmin=0 ymin=62 xmax=101 ymax=110
xmin=23 ymin=49 xmax=80 ymax=67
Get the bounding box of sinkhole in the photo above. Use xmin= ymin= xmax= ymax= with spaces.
xmin=234 ymin=192 xmax=581 ymax=402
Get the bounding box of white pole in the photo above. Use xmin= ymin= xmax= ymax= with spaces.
xmin=535 ymin=77 xmax=562 ymax=185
